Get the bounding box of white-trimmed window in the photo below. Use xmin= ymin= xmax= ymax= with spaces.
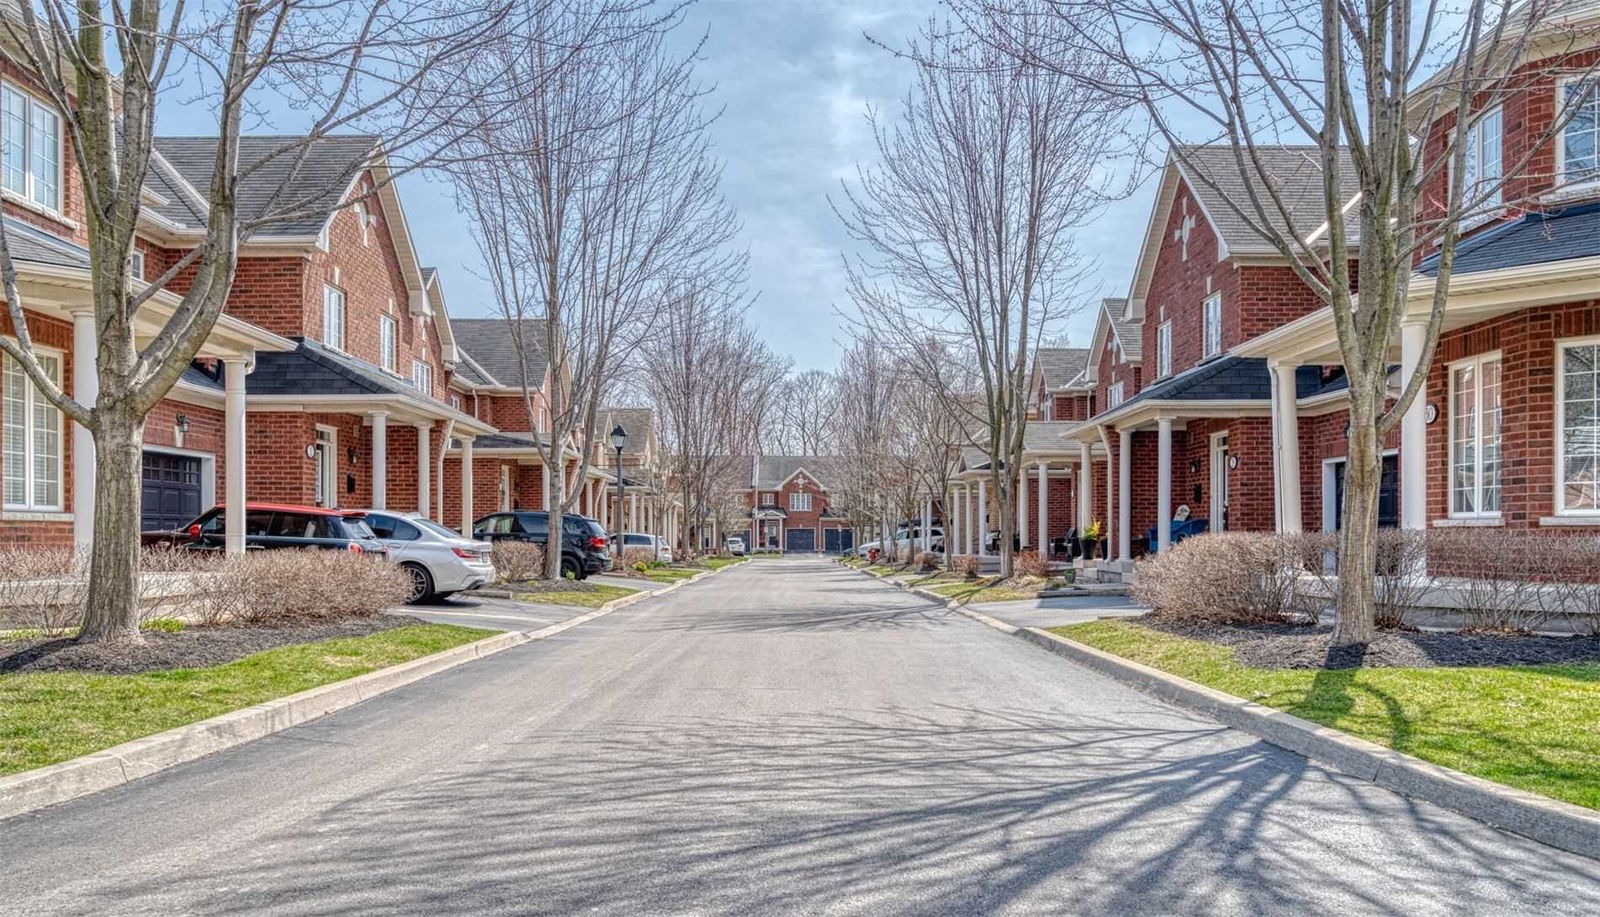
xmin=1461 ymin=106 xmax=1503 ymax=221
xmin=1 ymin=83 xmax=61 ymax=212
xmin=2 ymin=350 xmax=62 ymax=511
xmin=379 ymin=315 xmax=397 ymax=373
xmin=1156 ymin=322 xmax=1172 ymax=377
xmin=129 ymin=249 xmax=145 ymax=281
xmin=1449 ymin=353 xmax=1502 ymax=517
xmin=321 ymin=285 xmax=345 ymax=350
xmin=1202 ymin=293 xmax=1222 ymax=358
xmin=789 ymin=492 xmax=812 ymax=512
xmin=1108 ymin=380 xmax=1125 ymax=409
xmin=1560 ymin=77 xmax=1599 ymax=186
xmin=411 ymin=359 xmax=433 ymax=395
xmin=1559 ymin=339 xmax=1600 ymax=514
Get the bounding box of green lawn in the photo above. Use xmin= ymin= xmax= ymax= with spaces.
xmin=927 ymin=576 xmax=1050 ymax=604
xmin=701 ymin=557 xmax=748 ymax=571
xmin=517 ymin=583 xmax=638 ymax=607
xmin=0 ymin=623 xmax=491 ymax=777
xmin=1057 ymin=620 xmax=1600 ymax=809
xmin=640 ymin=567 xmax=699 ymax=584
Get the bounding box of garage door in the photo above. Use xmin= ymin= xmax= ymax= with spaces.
xmin=824 ymin=528 xmax=854 ymax=554
xmin=785 ymin=528 xmax=816 ymax=553
xmin=141 ymin=452 xmax=203 ymax=532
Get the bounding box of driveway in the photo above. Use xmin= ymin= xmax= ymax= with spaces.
xmin=4 ymin=558 xmax=1599 ymax=915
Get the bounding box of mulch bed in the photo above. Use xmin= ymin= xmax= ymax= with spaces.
xmin=0 ymin=615 xmax=421 ymax=676
xmin=1137 ymin=614 xmax=1600 ymax=670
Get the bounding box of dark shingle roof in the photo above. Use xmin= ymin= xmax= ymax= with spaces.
xmin=450 ymin=318 xmax=548 ymax=390
xmin=152 ymin=135 xmax=380 ymax=236
xmin=1118 ymin=356 xmax=1271 ymax=409
xmin=248 ymin=338 xmax=460 ymax=418
xmin=475 ymin=431 xmax=554 ymax=450
xmin=753 ymin=455 xmax=839 ymax=490
xmin=1177 ymin=145 xmax=1360 ymax=250
xmin=1035 ymin=348 xmax=1091 ymax=388
xmin=450 ymin=350 xmax=495 ymax=387
xmin=1418 ymin=203 xmax=1600 ymax=277
xmin=4 ymin=218 xmax=89 ymax=268
xmin=179 ymin=363 xmax=225 ymax=392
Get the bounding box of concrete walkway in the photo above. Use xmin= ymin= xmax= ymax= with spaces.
xmin=4 ymin=559 xmax=1599 ymax=915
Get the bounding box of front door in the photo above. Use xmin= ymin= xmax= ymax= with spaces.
xmin=312 ymin=427 xmax=336 ymax=508
xmin=1210 ymin=432 xmax=1230 ymax=532
xmin=1331 ymin=455 xmax=1401 ymax=530
xmin=140 ymin=451 xmax=203 ymax=532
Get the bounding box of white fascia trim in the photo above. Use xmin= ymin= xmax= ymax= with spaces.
xmin=150 ymin=148 xmax=212 ymax=220
xmin=1168 ymin=160 xmax=1234 ymax=262
xmin=168 ymin=379 xmax=226 ymax=408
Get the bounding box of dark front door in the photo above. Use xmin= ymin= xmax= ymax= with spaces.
xmin=785 ymin=528 xmax=816 ymax=553
xmin=141 ymin=451 xmax=204 ymax=532
xmin=1332 ymin=455 xmax=1401 ymax=530
xmin=824 ymin=528 xmax=846 ymax=553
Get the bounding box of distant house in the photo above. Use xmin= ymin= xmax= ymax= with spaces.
xmin=742 ymin=456 xmax=853 ymax=553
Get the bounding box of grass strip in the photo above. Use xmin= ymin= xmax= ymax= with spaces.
xmin=0 ymin=623 xmax=491 ymax=776
xmin=1057 ymin=619 xmax=1600 ymax=809
xmin=517 ymin=583 xmax=638 ymax=608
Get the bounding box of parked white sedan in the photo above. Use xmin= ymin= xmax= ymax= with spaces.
xmin=616 ymin=532 xmax=673 ymax=563
xmin=358 ymin=510 xmax=496 ymax=603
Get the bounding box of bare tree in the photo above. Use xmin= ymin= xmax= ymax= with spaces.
xmin=958 ymin=0 xmax=1600 ymax=644
xmin=453 ymin=2 xmax=742 ymax=578
xmin=643 ymin=278 xmax=787 ymax=558
xmin=0 ymin=0 xmax=542 ymax=642
xmin=838 ymin=14 xmax=1126 ymax=577
xmin=766 ymin=369 xmax=840 ymax=454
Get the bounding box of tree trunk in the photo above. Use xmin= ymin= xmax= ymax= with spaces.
xmin=546 ymin=460 xmax=566 ymax=579
xmin=78 ymin=408 xmax=144 ymax=644
xmin=1333 ymin=399 xmax=1381 ymax=647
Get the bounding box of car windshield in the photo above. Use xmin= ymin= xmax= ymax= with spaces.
xmin=412 ymin=517 xmax=463 ymax=540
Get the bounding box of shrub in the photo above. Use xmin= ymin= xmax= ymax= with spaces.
xmin=621 ymin=547 xmax=656 ymax=568
xmin=190 ymin=549 xmax=410 ymax=624
xmin=1542 ymin=538 xmax=1600 ymax=635
xmin=915 ymin=551 xmax=940 ymax=571
xmin=1426 ymin=528 xmax=1545 ymax=631
xmin=491 ymin=541 xmax=545 ymax=583
xmin=0 ymin=545 xmax=84 ymax=636
xmin=1134 ymin=533 xmax=1301 ymax=624
xmin=1014 ymin=551 xmax=1050 ymax=579
xmin=952 ymin=554 xmax=981 ymax=579
xmin=1293 ymin=529 xmax=1429 ymax=629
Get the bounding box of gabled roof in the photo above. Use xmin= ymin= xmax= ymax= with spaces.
xmin=247 ymin=338 xmax=471 ymax=422
xmin=151 ymin=135 xmax=381 ymax=236
xmin=1085 ymin=298 xmax=1142 ymax=382
xmin=449 ymin=318 xmax=549 ymax=390
xmin=594 ymin=407 xmax=655 ymax=455
xmin=752 ymin=455 xmax=840 ymax=490
xmin=1035 ymin=347 xmax=1091 ymax=389
xmin=1418 ymin=203 xmax=1600 ymax=277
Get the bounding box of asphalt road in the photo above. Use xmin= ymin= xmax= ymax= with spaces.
xmin=5 ymin=558 xmax=1600 ymax=916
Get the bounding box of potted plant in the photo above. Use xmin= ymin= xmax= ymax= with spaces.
xmin=1080 ymin=519 xmax=1105 ymax=560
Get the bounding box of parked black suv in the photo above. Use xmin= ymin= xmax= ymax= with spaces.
xmin=141 ymin=502 xmax=387 ymax=554
xmin=471 ymin=511 xmax=611 ymax=579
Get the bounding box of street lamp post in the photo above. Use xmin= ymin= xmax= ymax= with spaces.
xmin=610 ymin=424 xmax=628 ymax=569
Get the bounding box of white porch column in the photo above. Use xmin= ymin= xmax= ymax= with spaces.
xmin=70 ymin=309 xmax=97 ymax=547
xmin=1401 ymin=320 xmax=1429 ymax=530
xmin=1157 ymin=417 xmax=1174 ymax=552
xmin=1036 ymin=462 xmax=1048 ymax=553
xmin=1271 ymin=361 xmax=1303 ymax=533
xmin=965 ymin=485 xmax=976 ymax=554
xmin=369 ymin=411 xmax=388 ymax=511
xmin=1017 ymin=461 xmax=1029 ymax=547
xmin=415 ymin=424 xmax=431 ymax=516
xmin=223 ymin=358 xmax=248 ymax=556
xmin=1118 ymin=428 xmax=1132 ymax=561
xmin=977 ymin=480 xmax=989 ymax=556
xmin=1077 ymin=442 xmax=1093 ymax=533
xmin=459 ymin=435 xmax=475 ymax=535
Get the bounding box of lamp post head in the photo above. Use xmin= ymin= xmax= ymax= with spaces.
xmin=610 ymin=424 xmax=628 ymax=453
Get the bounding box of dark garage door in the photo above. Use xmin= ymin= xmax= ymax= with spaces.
xmin=785 ymin=528 xmax=816 ymax=553
xmin=141 ymin=451 xmax=203 ymax=532
xmin=823 ymin=528 xmax=854 ymax=554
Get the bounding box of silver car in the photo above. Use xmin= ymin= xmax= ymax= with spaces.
xmin=616 ymin=532 xmax=673 ymax=563
xmin=358 ymin=510 xmax=495 ymax=603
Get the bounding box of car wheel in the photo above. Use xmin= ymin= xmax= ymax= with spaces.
xmin=559 ymin=555 xmax=581 ymax=580
xmin=401 ymin=563 xmax=433 ymax=604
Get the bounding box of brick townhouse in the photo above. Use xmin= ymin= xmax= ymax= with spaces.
xmin=743 ymin=456 xmax=853 ymax=553
xmin=948 ymin=2 xmax=1600 ymax=582
xmin=0 ymin=39 xmax=674 ymax=549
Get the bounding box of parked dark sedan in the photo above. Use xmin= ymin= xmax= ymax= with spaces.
xmin=471 ymin=511 xmax=611 ymax=579
xmin=142 ymin=503 xmax=387 ymax=555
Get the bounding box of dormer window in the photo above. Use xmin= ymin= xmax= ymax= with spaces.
xmin=1560 ymin=78 xmax=1598 ymax=186
xmin=1460 ymin=106 xmax=1502 ymax=221
xmin=1 ymin=84 xmax=61 ymax=212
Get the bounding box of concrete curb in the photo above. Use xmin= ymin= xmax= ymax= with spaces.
xmin=0 ymin=562 xmax=739 ymax=822
xmin=847 ymin=563 xmax=1600 ymax=861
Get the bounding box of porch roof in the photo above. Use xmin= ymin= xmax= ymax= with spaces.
xmin=1418 ymin=203 xmax=1600 ymax=277
xmin=246 ymin=338 xmax=494 ymax=433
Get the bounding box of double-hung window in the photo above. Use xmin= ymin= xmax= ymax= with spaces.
xmin=1 ymin=84 xmax=60 ymax=212
xmin=1561 ymin=78 xmax=1599 ymax=186
xmin=1202 ymin=293 xmax=1222 ymax=358
xmin=3 ymin=351 xmax=62 ymax=511
xmin=411 ymin=359 xmax=433 ymax=395
xmin=1107 ymin=380 xmax=1125 ymax=409
xmin=379 ymin=315 xmax=397 ymax=373
xmin=1559 ymin=340 xmax=1600 ymax=514
xmin=1156 ymin=322 xmax=1173 ymax=377
xmin=789 ymin=492 xmax=811 ymax=512
xmin=1461 ymin=107 xmax=1503 ymax=221
xmin=129 ymin=249 xmax=146 ymax=281
xmin=322 ymin=285 xmax=345 ymax=350
xmin=1449 ymin=353 xmax=1502 ymax=517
